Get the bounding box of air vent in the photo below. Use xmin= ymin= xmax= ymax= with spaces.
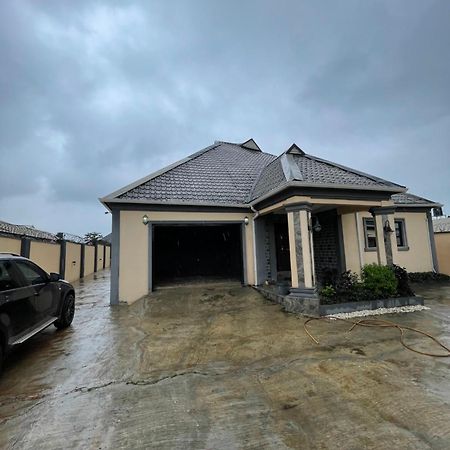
xmin=241 ymin=138 xmax=261 ymax=151
xmin=286 ymin=143 xmax=305 ymax=155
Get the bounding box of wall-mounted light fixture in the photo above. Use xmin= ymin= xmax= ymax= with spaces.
xmin=309 ymin=216 xmax=322 ymax=233
xmin=244 ymin=216 xmax=249 ymax=225
xmin=383 ymin=219 xmax=394 ymax=233
xmin=142 ymin=214 xmax=149 ymax=226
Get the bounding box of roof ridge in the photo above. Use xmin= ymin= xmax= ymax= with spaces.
xmin=247 ymin=154 xmax=283 ymax=201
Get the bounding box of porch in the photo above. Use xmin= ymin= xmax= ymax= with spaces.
xmin=253 ymin=199 xmax=400 ymax=315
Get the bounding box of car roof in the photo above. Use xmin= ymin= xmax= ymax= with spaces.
xmin=0 ymin=253 xmax=27 ymax=260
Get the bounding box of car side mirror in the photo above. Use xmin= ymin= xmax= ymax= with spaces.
xmin=49 ymin=272 xmax=61 ymax=282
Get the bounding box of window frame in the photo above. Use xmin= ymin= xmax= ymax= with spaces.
xmin=394 ymin=218 xmax=409 ymax=251
xmin=363 ymin=217 xmax=377 ymax=251
xmin=0 ymin=260 xmax=23 ymax=292
xmin=14 ymin=260 xmax=49 ymax=286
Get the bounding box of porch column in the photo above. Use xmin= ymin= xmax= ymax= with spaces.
xmin=370 ymin=207 xmax=397 ymax=266
xmin=286 ymin=203 xmax=317 ymax=298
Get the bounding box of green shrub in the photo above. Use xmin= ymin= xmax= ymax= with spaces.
xmin=361 ymin=264 xmax=398 ymax=298
xmin=391 ymin=264 xmax=414 ymax=296
xmin=320 ymin=284 xmax=336 ymax=299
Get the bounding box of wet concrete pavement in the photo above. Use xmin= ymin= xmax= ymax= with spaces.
xmin=1 ymin=271 xmax=450 ymax=449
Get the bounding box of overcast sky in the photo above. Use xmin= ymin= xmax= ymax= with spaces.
xmin=1 ymin=0 xmax=449 ymax=236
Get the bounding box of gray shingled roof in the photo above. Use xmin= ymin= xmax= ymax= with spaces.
xmin=117 ymin=142 xmax=275 ymax=205
xmin=0 ymin=220 xmax=58 ymax=241
xmin=250 ymin=152 xmax=402 ymax=200
xmin=391 ymin=193 xmax=440 ymax=207
xmin=102 ymin=140 xmax=440 ymax=209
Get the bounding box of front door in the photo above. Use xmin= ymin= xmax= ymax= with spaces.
xmin=274 ymin=222 xmax=290 ymax=272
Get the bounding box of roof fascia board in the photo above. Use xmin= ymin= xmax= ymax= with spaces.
xmin=100 ymin=143 xmax=219 ymax=201
xmin=106 ymin=203 xmax=252 ymax=213
xmin=102 ymin=198 xmax=250 ymax=208
xmin=251 ymin=180 xmax=406 ymax=206
xmin=395 ymin=203 xmax=442 ymax=209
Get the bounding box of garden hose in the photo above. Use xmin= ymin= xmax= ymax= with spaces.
xmin=303 ymin=316 xmax=450 ymax=358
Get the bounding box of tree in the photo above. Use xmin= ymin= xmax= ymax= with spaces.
xmin=84 ymin=232 xmax=103 ymax=245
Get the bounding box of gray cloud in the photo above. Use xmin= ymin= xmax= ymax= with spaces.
xmin=0 ymin=0 xmax=449 ymax=235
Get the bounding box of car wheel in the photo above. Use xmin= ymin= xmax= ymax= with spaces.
xmin=55 ymin=294 xmax=75 ymax=329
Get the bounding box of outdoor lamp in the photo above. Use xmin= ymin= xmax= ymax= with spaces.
xmin=142 ymin=214 xmax=149 ymax=226
xmin=384 ymin=219 xmax=394 ymax=233
xmin=244 ymin=216 xmax=249 ymax=225
xmin=309 ymin=216 xmax=322 ymax=233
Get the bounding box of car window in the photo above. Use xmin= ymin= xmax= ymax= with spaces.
xmin=15 ymin=261 xmax=48 ymax=286
xmin=0 ymin=261 xmax=22 ymax=292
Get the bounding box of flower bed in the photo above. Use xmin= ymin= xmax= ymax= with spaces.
xmin=319 ymin=264 xmax=414 ymax=305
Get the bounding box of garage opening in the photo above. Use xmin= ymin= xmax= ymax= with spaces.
xmin=152 ymin=224 xmax=244 ymax=288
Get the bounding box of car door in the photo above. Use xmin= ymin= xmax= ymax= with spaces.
xmin=0 ymin=260 xmax=37 ymax=338
xmin=13 ymin=260 xmax=59 ymax=323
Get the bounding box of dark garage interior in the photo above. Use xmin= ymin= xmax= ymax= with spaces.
xmin=153 ymin=224 xmax=243 ymax=287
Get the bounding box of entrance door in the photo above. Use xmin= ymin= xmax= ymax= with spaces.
xmin=274 ymin=222 xmax=290 ymax=272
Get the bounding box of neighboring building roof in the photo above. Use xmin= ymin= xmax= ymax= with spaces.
xmin=101 ymin=139 xmax=440 ymax=210
xmin=433 ymin=217 xmax=450 ymax=233
xmin=0 ymin=220 xmax=58 ymax=241
xmin=102 ymin=233 xmax=112 ymax=244
xmin=391 ymin=193 xmax=442 ymax=208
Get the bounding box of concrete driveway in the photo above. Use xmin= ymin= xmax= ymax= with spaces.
xmin=1 ymin=272 xmax=450 ymax=449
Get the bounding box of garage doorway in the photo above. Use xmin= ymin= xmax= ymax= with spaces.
xmin=152 ymin=223 xmax=244 ymax=288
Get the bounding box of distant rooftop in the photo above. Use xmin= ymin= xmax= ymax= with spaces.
xmin=433 ymin=217 xmax=450 ymax=233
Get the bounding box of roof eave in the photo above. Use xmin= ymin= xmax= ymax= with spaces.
xmin=250 ymin=181 xmax=407 ymax=206
xmin=100 ymin=198 xmax=251 ymax=209
xmin=395 ymin=202 xmax=443 ymax=209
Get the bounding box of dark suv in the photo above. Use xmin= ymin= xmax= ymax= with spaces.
xmin=0 ymin=253 xmax=75 ymax=373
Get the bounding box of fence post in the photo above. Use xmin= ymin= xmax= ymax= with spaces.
xmin=20 ymin=237 xmax=31 ymax=258
xmin=80 ymin=244 xmax=85 ymax=279
xmin=103 ymin=244 xmax=106 ymax=269
xmin=94 ymin=244 xmax=98 ymax=273
xmin=59 ymin=239 xmax=66 ymax=279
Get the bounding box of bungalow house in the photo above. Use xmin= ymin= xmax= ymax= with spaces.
xmin=100 ymin=139 xmax=441 ymax=309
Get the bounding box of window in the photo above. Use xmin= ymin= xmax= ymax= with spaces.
xmin=0 ymin=261 xmax=21 ymax=292
xmin=363 ymin=218 xmax=377 ymax=250
xmin=15 ymin=261 xmax=47 ymax=285
xmin=395 ymin=219 xmax=408 ymax=249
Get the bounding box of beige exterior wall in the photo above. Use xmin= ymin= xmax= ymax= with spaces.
xmin=393 ymin=212 xmax=434 ymax=272
xmin=65 ymin=242 xmax=81 ymax=283
xmin=84 ymin=245 xmax=95 ymax=277
xmin=340 ymin=213 xmax=362 ymax=273
xmin=341 ymin=210 xmax=433 ymax=273
xmin=435 ymin=232 xmax=450 ymax=275
xmin=96 ymin=244 xmax=104 ymax=270
xmin=29 ymin=241 xmax=60 ymax=274
xmin=118 ymin=210 xmax=255 ymax=304
xmin=0 ymin=236 xmax=21 ymax=254
xmin=105 ymin=246 xmax=111 ymax=268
